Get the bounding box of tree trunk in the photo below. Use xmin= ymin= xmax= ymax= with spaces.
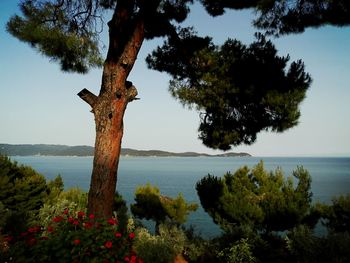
xmin=87 ymin=75 xmax=128 ymax=218
xmin=78 ymin=4 xmax=144 ymax=218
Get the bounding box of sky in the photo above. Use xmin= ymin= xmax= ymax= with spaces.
xmin=1 ymin=1 xmax=350 ymax=157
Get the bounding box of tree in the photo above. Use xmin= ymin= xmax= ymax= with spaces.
xmin=7 ymin=0 xmax=312 ymax=217
xmin=131 ymin=184 xmax=197 ymax=233
xmin=253 ymin=0 xmax=350 ymax=36
xmin=0 ymin=155 xmax=47 ymax=214
xmin=0 ymin=155 xmax=48 ymax=235
xmin=196 ymin=161 xmax=313 ymax=233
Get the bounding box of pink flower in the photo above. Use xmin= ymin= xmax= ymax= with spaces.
xmin=73 ymin=239 xmax=81 ymax=245
xmin=104 ymin=241 xmax=113 ymax=249
xmin=115 ymin=232 xmax=122 ymax=238
xmin=129 ymin=232 xmax=135 ymax=239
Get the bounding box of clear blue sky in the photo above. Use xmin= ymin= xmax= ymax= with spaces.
xmin=1 ymin=1 xmax=350 ymax=157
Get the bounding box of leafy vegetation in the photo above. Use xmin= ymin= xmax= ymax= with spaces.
xmin=196 ymin=161 xmax=314 ymax=233
xmin=1 ymin=156 xmax=350 ymax=262
xmin=131 ymin=184 xmax=198 ymax=233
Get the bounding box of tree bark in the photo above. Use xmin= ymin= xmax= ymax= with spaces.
xmin=79 ymin=3 xmax=145 ymax=218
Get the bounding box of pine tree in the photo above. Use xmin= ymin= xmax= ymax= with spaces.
xmin=131 ymin=184 xmax=197 ymax=233
xmin=196 ymin=161 xmax=313 ymax=233
xmin=7 ymin=0 xmax=314 ymax=217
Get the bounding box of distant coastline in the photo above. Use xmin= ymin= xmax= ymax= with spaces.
xmin=0 ymin=144 xmax=251 ymax=157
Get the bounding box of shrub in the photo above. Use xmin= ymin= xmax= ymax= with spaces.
xmin=0 ymin=155 xmax=47 ymax=214
xmin=131 ymin=184 xmax=198 ymax=233
xmin=134 ymin=224 xmax=186 ymax=263
xmin=1 ymin=209 xmax=142 ymax=263
xmin=38 ymin=187 xmax=87 ymax=227
xmin=217 ymin=238 xmax=256 ymax=263
xmin=196 ymin=161 xmax=313 ymax=233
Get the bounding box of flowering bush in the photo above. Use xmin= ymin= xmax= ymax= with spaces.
xmin=1 ymin=209 xmax=143 ymax=263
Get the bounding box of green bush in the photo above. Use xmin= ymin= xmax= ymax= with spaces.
xmin=134 ymin=224 xmax=186 ymax=263
xmin=38 ymin=187 xmax=87 ymax=227
xmin=0 ymin=155 xmax=47 ymax=214
xmin=196 ymin=161 xmax=313 ymax=233
xmin=0 ymin=156 xmax=49 ymax=234
xmin=217 ymin=238 xmax=256 ymax=263
xmin=131 ymin=184 xmax=197 ymax=233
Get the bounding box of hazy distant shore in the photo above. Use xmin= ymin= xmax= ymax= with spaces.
xmin=0 ymin=143 xmax=251 ymax=158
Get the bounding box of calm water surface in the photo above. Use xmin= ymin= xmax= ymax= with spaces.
xmin=12 ymin=156 xmax=350 ymax=237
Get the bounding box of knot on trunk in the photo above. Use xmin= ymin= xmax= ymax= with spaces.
xmin=126 ymin=81 xmax=139 ymax=102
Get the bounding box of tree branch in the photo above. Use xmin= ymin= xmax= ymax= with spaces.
xmin=78 ymin=88 xmax=98 ymax=109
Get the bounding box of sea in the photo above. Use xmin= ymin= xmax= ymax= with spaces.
xmin=10 ymin=156 xmax=350 ymax=238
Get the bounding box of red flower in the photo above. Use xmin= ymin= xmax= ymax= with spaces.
xmin=40 ymin=236 xmax=49 ymax=240
xmin=104 ymin=241 xmax=113 ymax=249
xmin=84 ymin=222 xmax=93 ymax=229
xmin=129 ymin=233 xmax=135 ymax=239
xmin=52 ymin=216 xmax=63 ymax=223
xmin=89 ymin=214 xmax=95 ymax=219
xmin=73 ymin=220 xmax=79 ymax=225
xmin=68 ymin=217 xmax=74 ymax=223
xmin=107 ymin=218 xmax=118 ymax=225
xmin=124 ymin=256 xmax=130 ymax=262
xmin=78 ymin=211 xmax=85 ymax=218
xmin=28 ymin=226 xmax=41 ymax=233
xmin=63 ymin=209 xmax=69 ymax=215
xmin=73 ymin=239 xmax=81 ymax=245
xmin=115 ymin=232 xmax=122 ymax=238
xmin=27 ymin=237 xmax=37 ymax=246
xmin=4 ymin=235 xmax=13 ymax=242
xmin=47 ymin=226 xmax=54 ymax=233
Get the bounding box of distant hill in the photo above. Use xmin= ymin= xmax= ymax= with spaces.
xmin=0 ymin=144 xmax=251 ymax=157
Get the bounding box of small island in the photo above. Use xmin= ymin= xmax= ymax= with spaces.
xmin=0 ymin=144 xmax=251 ymax=157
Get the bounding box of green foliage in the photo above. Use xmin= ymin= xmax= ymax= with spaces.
xmin=6 ymin=0 xmax=103 ymax=73
xmin=113 ymin=192 xmax=129 ymax=234
xmin=254 ymin=0 xmax=350 ymax=36
xmin=131 ymin=184 xmax=198 ymax=232
xmin=148 ymin=32 xmax=311 ymax=150
xmin=1 ymin=209 xmax=141 ymax=263
xmin=217 ymin=238 xmax=256 ymax=263
xmin=320 ymin=195 xmax=350 ymax=233
xmin=196 ymin=161 xmax=313 ymax=233
xmin=0 ymin=155 xmax=48 ymax=234
xmin=38 ymin=187 xmax=87 ymax=227
xmin=287 ymin=225 xmax=350 ymax=263
xmin=134 ymin=225 xmax=186 ymax=263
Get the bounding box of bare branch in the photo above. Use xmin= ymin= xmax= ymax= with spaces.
xmin=78 ymin=88 xmax=98 ymax=109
